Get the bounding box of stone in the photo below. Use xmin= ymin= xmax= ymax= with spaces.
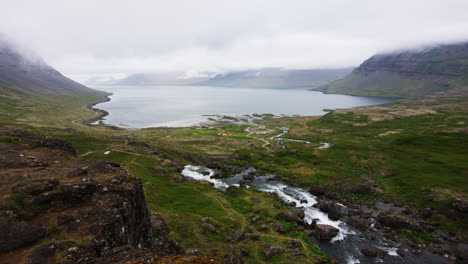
xmin=346 ymin=216 xmax=369 ymax=230
xmin=203 ymin=223 xmax=216 ymax=233
xmin=251 ymin=215 xmax=262 ymax=222
xmin=288 ymin=240 xmax=302 ymax=249
xmin=313 ymin=224 xmax=338 ymax=241
xmin=276 ymin=209 xmax=304 ymax=224
xmin=378 ymin=214 xmax=423 ymax=232
xmin=309 ymin=185 xmax=326 ymax=196
xmin=360 ymin=247 xmax=387 ymax=257
xmin=263 ymin=245 xmax=284 ymax=258
xmin=453 ymin=199 xmax=468 ymax=213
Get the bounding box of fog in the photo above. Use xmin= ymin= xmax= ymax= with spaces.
xmin=2 ymin=0 xmax=468 ymax=82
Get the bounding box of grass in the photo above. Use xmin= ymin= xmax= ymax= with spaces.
xmin=1 ymin=83 xmax=467 ymax=260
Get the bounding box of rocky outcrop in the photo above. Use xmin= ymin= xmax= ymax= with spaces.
xmin=0 ymin=126 xmax=183 ymax=263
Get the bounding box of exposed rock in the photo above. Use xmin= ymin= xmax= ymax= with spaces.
xmin=346 ymin=216 xmax=370 ymax=230
xmin=251 ymin=215 xmax=262 ymax=222
xmin=420 ymin=208 xmax=433 ymax=218
xmin=453 ymin=199 xmax=468 ymax=213
xmin=315 ymin=201 xmax=342 ymax=220
xmin=276 ymin=209 xmax=304 ymax=224
xmin=313 ymin=224 xmax=338 ymax=241
xmin=0 ymin=126 xmax=185 ymax=263
xmin=309 ymin=184 xmax=326 ymax=196
xmin=342 ymin=183 xmax=374 ymax=194
xmin=378 ymin=214 xmax=423 ymax=232
xmin=273 ymin=223 xmax=286 ymax=233
xmin=225 ymin=253 xmax=243 ymax=264
xmin=203 ymin=223 xmax=217 ymax=233
xmin=360 ymin=247 xmax=387 ymax=257
xmin=0 ymin=217 xmax=47 ymax=252
xmin=288 ymin=240 xmax=302 ymax=249
xmin=263 ymin=245 xmax=284 ymax=258
xmin=40 ymin=137 xmax=76 ymax=155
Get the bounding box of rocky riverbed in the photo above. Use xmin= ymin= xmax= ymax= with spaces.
xmin=182 ymin=165 xmax=467 ymax=264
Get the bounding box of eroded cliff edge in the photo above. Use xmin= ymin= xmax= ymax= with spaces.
xmin=0 ymin=125 xmax=219 ymax=264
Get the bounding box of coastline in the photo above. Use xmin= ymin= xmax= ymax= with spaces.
xmin=80 ymin=93 xmax=123 ymax=130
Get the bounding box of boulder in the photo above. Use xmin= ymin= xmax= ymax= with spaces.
xmin=343 ymin=184 xmax=374 ymax=194
xmin=202 ymin=223 xmax=216 ymax=233
xmin=377 ymin=214 xmax=423 ymax=232
xmin=453 ymin=199 xmax=468 ymax=213
xmin=309 ymin=185 xmax=326 ymax=196
xmin=360 ymin=247 xmax=387 ymax=257
xmin=288 ymin=240 xmax=302 ymax=249
xmin=420 ymin=208 xmax=433 ymax=218
xmin=0 ymin=217 xmax=47 ymax=252
xmin=263 ymin=245 xmax=284 ymax=258
xmin=315 ymin=201 xmax=342 ymax=220
xmin=313 ymin=224 xmax=338 ymax=241
xmin=276 ymin=209 xmax=304 ymax=224
xmin=273 ymin=223 xmax=286 ymax=233
xmin=346 ymin=216 xmax=369 ymax=230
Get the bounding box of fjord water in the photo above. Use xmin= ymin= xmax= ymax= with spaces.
xmin=92 ymin=86 xmax=395 ymax=128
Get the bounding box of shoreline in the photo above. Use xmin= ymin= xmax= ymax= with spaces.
xmin=80 ymin=93 xmax=124 ymax=130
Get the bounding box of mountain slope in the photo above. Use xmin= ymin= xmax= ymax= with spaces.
xmin=322 ymin=42 xmax=468 ymax=98
xmin=0 ymin=38 xmax=102 ymax=96
xmin=0 ymin=38 xmax=107 ymax=126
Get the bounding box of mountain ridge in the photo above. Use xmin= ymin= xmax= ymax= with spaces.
xmin=87 ymin=68 xmax=353 ymax=88
xmin=322 ymin=42 xmax=468 ymax=98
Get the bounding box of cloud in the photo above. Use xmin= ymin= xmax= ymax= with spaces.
xmin=2 ymin=0 xmax=468 ymax=82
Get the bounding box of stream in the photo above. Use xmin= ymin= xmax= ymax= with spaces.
xmin=181 ymin=166 xmax=449 ymax=264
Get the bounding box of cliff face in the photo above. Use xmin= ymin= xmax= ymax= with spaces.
xmin=324 ymin=42 xmax=468 ymax=98
xmin=0 ymin=126 xmax=186 ymax=264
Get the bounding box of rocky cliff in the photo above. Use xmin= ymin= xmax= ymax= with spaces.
xmin=323 ymin=42 xmax=468 ymax=97
xmin=0 ymin=125 xmax=220 ymax=264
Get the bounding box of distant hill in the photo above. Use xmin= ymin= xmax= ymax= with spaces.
xmin=322 ymin=42 xmax=468 ymax=98
xmin=194 ymin=68 xmax=353 ymax=88
xmin=89 ymin=68 xmax=353 ymax=88
xmin=86 ymin=71 xmax=212 ymax=86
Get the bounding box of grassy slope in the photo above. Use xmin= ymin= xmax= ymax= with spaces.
xmin=324 ymin=71 xmax=468 ymax=98
xmin=0 ymin=84 xmax=107 ymax=128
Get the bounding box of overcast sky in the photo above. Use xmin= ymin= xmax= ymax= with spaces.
xmin=2 ymin=0 xmax=468 ymax=82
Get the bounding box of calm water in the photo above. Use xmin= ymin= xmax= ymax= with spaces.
xmin=92 ymin=86 xmax=395 ymax=128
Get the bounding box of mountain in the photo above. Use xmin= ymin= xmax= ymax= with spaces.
xmin=0 ymin=38 xmax=107 ymax=126
xmin=86 ymin=71 xmax=212 ymax=86
xmin=89 ymin=68 xmax=353 ymax=88
xmin=0 ymin=39 xmax=101 ymax=96
xmin=194 ymin=68 xmax=353 ymax=88
xmin=322 ymin=42 xmax=468 ymax=98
